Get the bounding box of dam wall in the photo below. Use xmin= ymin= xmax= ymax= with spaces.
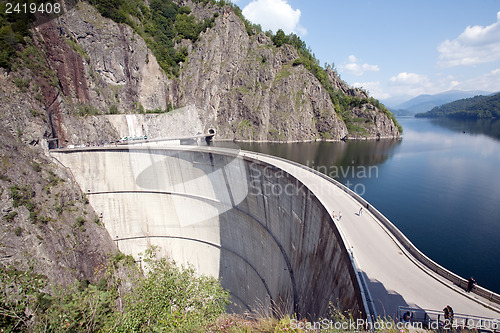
xmin=52 ymin=147 xmax=364 ymax=319
xmin=259 ymin=153 xmax=500 ymax=309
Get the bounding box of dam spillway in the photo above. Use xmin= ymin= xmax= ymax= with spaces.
xmin=52 ymin=146 xmax=364 ymax=319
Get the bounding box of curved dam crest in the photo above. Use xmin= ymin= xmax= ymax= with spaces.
xmin=52 ymin=146 xmax=364 ymax=319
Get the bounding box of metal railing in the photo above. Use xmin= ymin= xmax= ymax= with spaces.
xmin=240 ymin=150 xmax=377 ymax=325
xmin=246 ymin=150 xmax=500 ymax=310
xmin=398 ymin=306 xmax=500 ymax=332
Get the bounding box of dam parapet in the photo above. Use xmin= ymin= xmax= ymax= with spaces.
xmin=51 ymin=146 xmax=365 ymax=320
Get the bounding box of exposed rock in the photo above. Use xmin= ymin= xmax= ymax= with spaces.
xmin=0 ymin=0 xmax=401 ymax=296
xmin=24 ymin=1 xmax=398 ymax=144
xmin=0 ymin=125 xmax=116 ymax=286
xmin=57 ymin=2 xmax=171 ymax=113
xmin=179 ymin=10 xmax=349 ymax=141
xmin=0 ymin=64 xmax=116 ymax=286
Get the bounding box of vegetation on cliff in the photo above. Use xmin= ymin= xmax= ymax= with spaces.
xmin=0 ymin=0 xmax=401 ymax=138
xmin=85 ymin=0 xmax=401 ymax=134
xmin=0 ymin=1 xmax=36 ymax=69
xmin=1 ymin=249 xmax=376 ymax=332
xmin=87 ymin=0 xmax=220 ymax=77
xmin=0 ymin=248 xmax=229 ymax=332
xmin=416 ymin=92 xmax=500 ymax=119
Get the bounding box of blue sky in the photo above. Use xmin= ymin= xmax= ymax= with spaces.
xmin=232 ymin=0 xmax=500 ymax=105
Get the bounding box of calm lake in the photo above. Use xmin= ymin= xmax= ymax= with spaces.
xmin=232 ymin=117 xmax=500 ymax=294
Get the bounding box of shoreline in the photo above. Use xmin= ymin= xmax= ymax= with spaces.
xmin=212 ymin=134 xmax=402 ymax=144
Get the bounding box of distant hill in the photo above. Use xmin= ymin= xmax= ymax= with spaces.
xmin=389 ymin=108 xmax=413 ymax=117
xmin=393 ymin=90 xmax=493 ymax=114
xmin=415 ymin=92 xmax=500 ymax=118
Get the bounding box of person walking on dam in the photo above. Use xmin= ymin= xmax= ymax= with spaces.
xmin=466 ymin=277 xmax=476 ymax=292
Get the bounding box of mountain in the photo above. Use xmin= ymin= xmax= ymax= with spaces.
xmin=1 ymin=0 xmax=401 ymax=145
xmin=0 ymin=0 xmax=402 ymax=305
xmin=388 ymin=108 xmax=413 ymax=117
xmin=415 ymin=92 xmax=500 ymax=118
xmin=392 ymin=90 xmax=493 ymax=114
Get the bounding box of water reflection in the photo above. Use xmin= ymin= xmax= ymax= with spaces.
xmin=430 ymin=118 xmax=500 ymax=141
xmin=215 ymin=119 xmax=500 ymax=293
xmin=235 ymin=139 xmax=402 ymax=171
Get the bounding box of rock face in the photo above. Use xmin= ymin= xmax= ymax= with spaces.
xmin=18 ymin=1 xmax=398 ymax=146
xmin=179 ymin=21 xmax=348 ymax=141
xmin=0 ymin=70 xmax=116 ymax=285
xmin=0 ymin=0 xmax=400 ymax=287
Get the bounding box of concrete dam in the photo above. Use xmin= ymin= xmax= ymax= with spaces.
xmin=52 ymin=146 xmax=364 ymax=319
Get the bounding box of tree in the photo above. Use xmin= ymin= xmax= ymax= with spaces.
xmin=272 ymin=29 xmax=286 ymax=47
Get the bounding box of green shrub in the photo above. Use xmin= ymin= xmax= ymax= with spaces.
xmin=109 ymin=104 xmax=119 ymax=114
xmin=0 ymin=247 xmax=230 ymax=331
xmin=31 ymin=161 xmax=41 ymax=172
xmin=76 ymin=103 xmax=100 ymax=116
xmin=4 ymin=211 xmax=17 ymax=222
xmin=13 ymin=77 xmax=29 ymax=91
xmin=112 ymin=252 xmax=135 ymax=267
xmin=9 ymin=185 xmax=35 ymax=210
xmin=115 ymin=247 xmax=229 ymax=332
xmin=75 ymin=216 xmax=85 ymax=228
xmin=0 ymin=265 xmax=47 ymax=330
xmin=39 ymin=282 xmax=116 ymax=332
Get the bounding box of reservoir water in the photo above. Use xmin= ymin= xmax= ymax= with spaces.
xmin=231 ymin=117 xmax=500 ymax=294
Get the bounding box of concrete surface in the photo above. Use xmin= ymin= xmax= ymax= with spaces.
xmin=51 ymin=146 xmax=364 ymax=320
xmin=242 ymin=151 xmax=500 ymax=320
xmin=51 ymin=145 xmax=500 ymax=321
xmin=103 ymin=105 xmax=206 ymax=139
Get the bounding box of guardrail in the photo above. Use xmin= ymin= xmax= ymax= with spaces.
xmin=398 ymin=306 xmax=500 ymax=332
xmin=239 ymin=150 xmax=500 ymax=310
xmin=240 ymin=151 xmax=377 ymax=324
xmin=344 ymin=187 xmax=500 ymax=307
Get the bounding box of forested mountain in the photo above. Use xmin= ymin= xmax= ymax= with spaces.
xmin=390 ymin=90 xmax=492 ymax=115
xmin=416 ymin=92 xmax=500 ymax=118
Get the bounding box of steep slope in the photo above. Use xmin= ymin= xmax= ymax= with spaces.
xmin=2 ymin=1 xmax=399 ymax=145
xmin=0 ymin=0 xmax=400 ymax=293
xmin=177 ymin=1 xmax=400 ymax=141
xmin=0 ymin=71 xmax=116 ymax=286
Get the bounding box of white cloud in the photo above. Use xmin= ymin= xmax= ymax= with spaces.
xmin=438 ymin=11 xmax=500 ymax=67
xmin=352 ymin=81 xmax=390 ymax=99
xmin=389 ymin=72 xmax=428 ymax=85
xmin=453 ymin=68 xmax=500 ymax=92
xmin=242 ymin=0 xmax=306 ymax=35
xmin=341 ymin=55 xmax=380 ymax=76
xmin=387 ymin=72 xmax=438 ymax=97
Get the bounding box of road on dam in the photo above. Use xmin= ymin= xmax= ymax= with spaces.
xmin=242 ymin=150 xmax=500 ymax=320
xmin=51 ymin=145 xmax=500 ymax=322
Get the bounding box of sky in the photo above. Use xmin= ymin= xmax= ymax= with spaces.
xmin=231 ymin=0 xmax=500 ymax=105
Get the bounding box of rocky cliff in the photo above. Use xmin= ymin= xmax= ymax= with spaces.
xmin=3 ymin=0 xmax=399 ymax=146
xmin=0 ymin=70 xmax=116 ymax=285
xmin=0 ymin=0 xmax=400 ymax=287
xmin=178 ymin=4 xmax=399 ymax=141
